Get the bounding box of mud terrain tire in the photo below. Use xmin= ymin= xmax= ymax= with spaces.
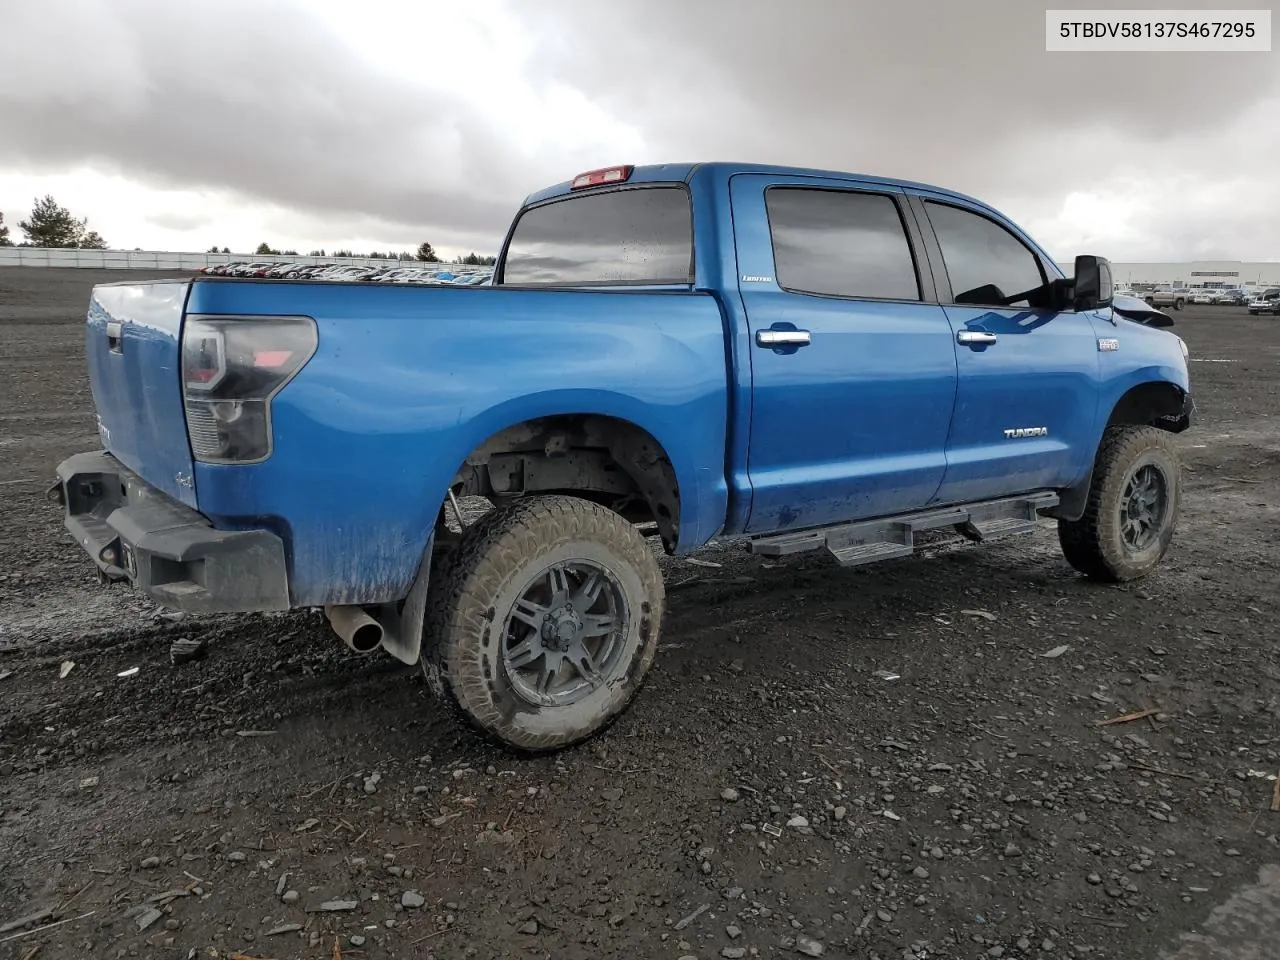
xmin=422 ymin=495 xmax=665 ymax=752
xmin=1058 ymin=425 xmax=1181 ymax=582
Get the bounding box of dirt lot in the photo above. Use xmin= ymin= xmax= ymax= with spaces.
xmin=1 ymin=267 xmax=1278 ymax=960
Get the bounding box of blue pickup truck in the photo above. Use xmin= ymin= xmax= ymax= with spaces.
xmin=53 ymin=161 xmax=1193 ymax=751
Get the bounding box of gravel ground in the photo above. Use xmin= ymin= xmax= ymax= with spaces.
xmin=1 ymin=267 xmax=1278 ymax=960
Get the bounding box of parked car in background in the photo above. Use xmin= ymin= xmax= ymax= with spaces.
xmin=1248 ymin=289 xmax=1280 ymax=315
xmin=1145 ymin=285 xmax=1189 ymax=310
xmin=1217 ymin=289 xmax=1249 ymax=306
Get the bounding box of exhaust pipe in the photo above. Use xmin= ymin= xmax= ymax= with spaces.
xmin=324 ymin=605 xmax=384 ymax=654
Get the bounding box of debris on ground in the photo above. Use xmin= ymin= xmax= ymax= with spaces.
xmin=673 ymin=904 xmax=709 ymax=931
xmin=1096 ymin=707 xmax=1163 ymax=726
xmin=169 ymin=636 xmax=208 ymax=665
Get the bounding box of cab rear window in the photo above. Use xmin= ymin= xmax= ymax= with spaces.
xmin=500 ymin=186 xmax=693 ymax=286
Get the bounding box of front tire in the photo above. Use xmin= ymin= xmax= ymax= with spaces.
xmin=1057 ymin=425 xmax=1181 ymax=582
xmin=422 ymin=495 xmax=665 ymax=752
xmin=1174 ymin=298 xmax=1185 ymax=310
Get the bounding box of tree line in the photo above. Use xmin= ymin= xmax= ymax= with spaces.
xmin=0 ymin=195 xmax=496 ymax=265
xmin=239 ymin=241 xmax=495 ymax=265
xmin=0 ymin=196 xmax=107 ymax=249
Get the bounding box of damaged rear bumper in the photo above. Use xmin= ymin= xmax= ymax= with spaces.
xmin=52 ymin=450 xmax=290 ymax=614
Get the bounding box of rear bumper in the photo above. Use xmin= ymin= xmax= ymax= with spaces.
xmin=52 ymin=450 xmax=291 ymax=613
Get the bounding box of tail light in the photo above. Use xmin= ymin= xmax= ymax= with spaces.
xmin=181 ymin=315 xmax=317 ymax=463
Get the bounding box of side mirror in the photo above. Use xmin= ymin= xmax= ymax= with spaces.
xmin=1072 ymin=255 xmax=1113 ymax=311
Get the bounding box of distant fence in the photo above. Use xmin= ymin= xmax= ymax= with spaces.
xmin=0 ymin=248 xmax=440 ymax=271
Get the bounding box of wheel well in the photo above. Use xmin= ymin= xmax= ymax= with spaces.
xmin=1105 ymin=381 xmax=1190 ymax=434
xmin=1050 ymin=381 xmax=1190 ymax=522
xmin=445 ymin=415 xmax=681 ymax=552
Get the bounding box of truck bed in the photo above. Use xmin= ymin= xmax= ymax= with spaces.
xmin=84 ymin=277 xmax=732 ymax=606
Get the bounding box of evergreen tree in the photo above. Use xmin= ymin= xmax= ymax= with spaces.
xmin=19 ymin=195 xmax=103 ymax=248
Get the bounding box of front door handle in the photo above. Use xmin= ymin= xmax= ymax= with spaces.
xmin=956 ymin=330 xmax=997 ymax=346
xmin=756 ymin=329 xmax=812 ymax=347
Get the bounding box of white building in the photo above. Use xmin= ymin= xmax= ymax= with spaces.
xmin=1054 ymin=260 xmax=1280 ymax=291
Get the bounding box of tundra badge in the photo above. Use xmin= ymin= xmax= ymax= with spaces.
xmin=1003 ymin=427 xmax=1048 ymax=439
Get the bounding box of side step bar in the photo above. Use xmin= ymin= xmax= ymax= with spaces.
xmin=748 ymin=491 xmax=1060 ymax=567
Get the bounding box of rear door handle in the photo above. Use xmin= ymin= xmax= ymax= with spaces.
xmin=956 ymin=330 xmax=997 ymax=346
xmin=756 ymin=329 xmax=812 ymax=347
xmin=106 ymin=321 xmax=123 ymax=354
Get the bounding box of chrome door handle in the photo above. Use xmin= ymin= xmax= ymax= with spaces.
xmin=956 ymin=330 xmax=997 ymax=345
xmin=756 ymin=329 xmax=812 ymax=347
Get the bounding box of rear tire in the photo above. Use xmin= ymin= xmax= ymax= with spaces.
xmin=422 ymin=495 xmax=665 ymax=752
xmin=1058 ymin=425 xmax=1181 ymax=582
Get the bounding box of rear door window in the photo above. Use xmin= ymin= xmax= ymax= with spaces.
xmin=501 ymin=186 xmax=693 ymax=286
xmin=765 ymin=187 xmax=921 ymax=301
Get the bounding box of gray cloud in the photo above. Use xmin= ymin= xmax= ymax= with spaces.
xmin=145 ymin=211 xmax=212 ymax=233
xmin=0 ymin=0 xmax=562 ymax=247
xmin=1 ymin=0 xmax=1277 ymax=258
xmin=513 ymin=1 xmax=1279 ymax=223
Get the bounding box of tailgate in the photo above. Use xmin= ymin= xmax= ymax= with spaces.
xmin=85 ymin=281 xmax=197 ymax=507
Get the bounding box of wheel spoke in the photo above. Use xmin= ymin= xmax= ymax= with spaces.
xmin=571 ymin=571 xmax=605 ymax=610
xmin=547 ymin=564 xmax=571 ymax=603
xmin=580 ymin=614 xmax=616 ymax=638
xmin=506 ymin=637 xmax=543 ymax=670
xmin=570 ymin=643 xmax=604 ymax=687
xmin=536 ymin=655 xmax=560 ymax=697
xmin=510 ymin=597 xmax=548 ymax=631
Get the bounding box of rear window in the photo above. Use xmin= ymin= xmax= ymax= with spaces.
xmin=500 ymin=186 xmax=693 ymax=286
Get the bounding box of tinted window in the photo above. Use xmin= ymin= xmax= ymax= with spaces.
xmin=501 ymin=186 xmax=692 ymax=285
xmin=924 ymin=201 xmax=1047 ymax=308
xmin=766 ymin=188 xmax=920 ymax=300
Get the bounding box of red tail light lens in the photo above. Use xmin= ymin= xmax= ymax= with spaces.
xmin=180 ymin=315 xmax=317 ymax=463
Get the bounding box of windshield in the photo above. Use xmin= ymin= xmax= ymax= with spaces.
xmin=499 ymin=185 xmax=693 ymax=286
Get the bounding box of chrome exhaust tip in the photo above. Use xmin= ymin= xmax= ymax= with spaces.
xmin=324 ymin=605 xmax=384 ymax=654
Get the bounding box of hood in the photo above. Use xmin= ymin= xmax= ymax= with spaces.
xmin=1110 ymin=293 xmax=1174 ymax=328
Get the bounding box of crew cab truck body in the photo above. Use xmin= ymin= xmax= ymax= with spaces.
xmin=54 ymin=161 xmax=1193 ymax=751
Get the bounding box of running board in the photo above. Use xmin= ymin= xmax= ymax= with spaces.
xmin=748 ymin=491 xmax=1060 ymax=567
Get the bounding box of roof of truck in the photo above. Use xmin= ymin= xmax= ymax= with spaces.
xmin=521 ymin=161 xmax=990 ymax=209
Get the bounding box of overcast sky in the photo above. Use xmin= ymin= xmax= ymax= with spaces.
xmin=1 ymin=0 xmax=1276 ymax=260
